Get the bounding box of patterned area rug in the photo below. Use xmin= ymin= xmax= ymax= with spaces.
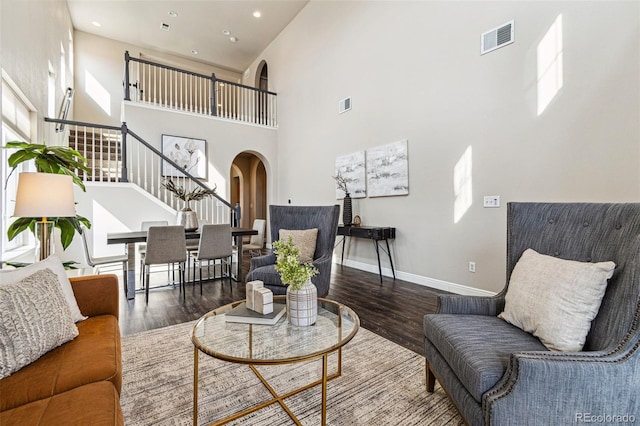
xmin=121 ymin=321 xmax=463 ymax=425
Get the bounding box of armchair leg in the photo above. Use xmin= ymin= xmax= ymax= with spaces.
xmin=425 ymin=358 xmax=436 ymax=392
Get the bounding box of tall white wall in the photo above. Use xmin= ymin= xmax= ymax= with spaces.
xmin=73 ymin=31 xmax=242 ymax=126
xmin=246 ymin=1 xmax=640 ymax=293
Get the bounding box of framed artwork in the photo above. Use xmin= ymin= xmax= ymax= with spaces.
xmin=335 ymin=151 xmax=366 ymax=199
xmin=161 ymin=134 xmax=207 ymax=179
xmin=366 ymin=139 xmax=409 ymax=197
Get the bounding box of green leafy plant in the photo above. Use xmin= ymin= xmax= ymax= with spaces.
xmin=3 ymin=141 xmax=91 ymax=250
xmin=272 ymin=236 xmax=318 ymax=291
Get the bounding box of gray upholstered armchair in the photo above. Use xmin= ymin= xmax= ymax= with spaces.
xmin=245 ymin=205 xmax=340 ymax=297
xmin=424 ymin=203 xmax=640 ymax=425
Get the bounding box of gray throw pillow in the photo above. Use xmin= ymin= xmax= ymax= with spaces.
xmin=0 ymin=268 xmax=79 ymax=379
xmin=498 ymin=249 xmax=615 ymax=352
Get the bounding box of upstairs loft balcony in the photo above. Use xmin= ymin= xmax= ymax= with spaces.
xmin=123 ymin=51 xmax=277 ymax=128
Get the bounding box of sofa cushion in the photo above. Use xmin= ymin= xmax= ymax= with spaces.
xmin=0 ymin=255 xmax=86 ymax=323
xmin=279 ymin=228 xmax=318 ymax=263
xmin=0 ymin=269 xmax=79 ymax=379
xmin=0 ymin=314 xmax=121 ymax=411
xmin=423 ymin=314 xmax=548 ymax=402
xmin=498 ymin=248 xmax=615 ymax=352
xmin=0 ymin=381 xmax=124 ymax=426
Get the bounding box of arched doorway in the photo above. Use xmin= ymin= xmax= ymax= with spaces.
xmin=255 ymin=60 xmax=268 ymax=124
xmin=230 ymin=152 xmax=267 ymax=229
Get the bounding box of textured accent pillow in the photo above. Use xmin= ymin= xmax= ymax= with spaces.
xmin=0 ymin=268 xmax=79 ymax=379
xmin=279 ymin=228 xmax=318 ymax=263
xmin=498 ymin=248 xmax=615 ymax=352
xmin=0 ymin=254 xmax=86 ymax=322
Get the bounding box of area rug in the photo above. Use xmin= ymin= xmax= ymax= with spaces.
xmin=121 ymin=321 xmax=463 ymax=425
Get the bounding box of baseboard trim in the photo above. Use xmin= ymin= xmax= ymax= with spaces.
xmin=333 ymin=257 xmax=496 ymax=297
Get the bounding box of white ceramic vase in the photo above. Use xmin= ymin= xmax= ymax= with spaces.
xmin=176 ymin=207 xmax=198 ymax=231
xmin=286 ymin=279 xmax=318 ymax=326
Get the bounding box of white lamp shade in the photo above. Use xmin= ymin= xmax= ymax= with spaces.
xmin=13 ymin=172 xmax=76 ymax=218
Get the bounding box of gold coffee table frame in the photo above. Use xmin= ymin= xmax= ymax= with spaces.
xmin=191 ymin=296 xmax=360 ymax=426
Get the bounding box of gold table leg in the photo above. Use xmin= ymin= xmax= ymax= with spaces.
xmin=194 ymin=347 xmax=199 ymax=426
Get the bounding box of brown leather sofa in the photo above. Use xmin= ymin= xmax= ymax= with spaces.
xmin=0 ymin=274 xmax=123 ymax=425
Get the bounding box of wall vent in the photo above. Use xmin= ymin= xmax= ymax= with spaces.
xmin=161 ymin=22 xmax=171 ymax=31
xmin=481 ymin=20 xmax=514 ymax=55
xmin=339 ymin=97 xmax=351 ymax=114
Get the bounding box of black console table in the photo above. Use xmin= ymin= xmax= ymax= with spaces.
xmin=337 ymin=225 xmax=396 ymax=283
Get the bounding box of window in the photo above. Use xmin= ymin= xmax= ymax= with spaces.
xmin=1 ymin=78 xmax=35 ymax=255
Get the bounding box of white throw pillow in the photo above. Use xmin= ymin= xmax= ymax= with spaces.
xmin=498 ymin=248 xmax=615 ymax=352
xmin=279 ymin=229 xmax=318 ymax=264
xmin=0 ymin=269 xmax=79 ymax=379
xmin=0 ymin=255 xmax=86 ymax=322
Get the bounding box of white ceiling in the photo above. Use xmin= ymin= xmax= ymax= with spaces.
xmin=67 ymin=0 xmax=309 ymax=73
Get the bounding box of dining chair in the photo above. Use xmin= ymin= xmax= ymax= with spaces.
xmin=143 ymin=225 xmax=187 ymax=304
xmin=138 ymin=220 xmax=169 ymax=282
xmin=242 ymin=219 xmax=266 ymax=257
xmin=191 ymin=224 xmax=233 ymax=293
xmin=80 ymin=225 xmax=128 ymax=292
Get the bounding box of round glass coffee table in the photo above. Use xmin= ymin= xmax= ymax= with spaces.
xmin=191 ymin=296 xmax=359 ymax=426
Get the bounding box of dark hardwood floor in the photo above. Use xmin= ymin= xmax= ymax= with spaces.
xmin=117 ymin=257 xmax=448 ymax=356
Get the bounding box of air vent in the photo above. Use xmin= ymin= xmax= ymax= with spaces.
xmin=161 ymin=22 xmax=170 ymax=31
xmin=339 ymin=97 xmax=351 ymax=114
xmin=481 ymin=20 xmax=514 ymax=55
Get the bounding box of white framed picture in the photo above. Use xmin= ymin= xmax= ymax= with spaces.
xmin=366 ymin=139 xmax=409 ymax=197
xmin=161 ymin=134 xmax=207 ymax=179
xmin=335 ymin=151 xmax=366 ymax=199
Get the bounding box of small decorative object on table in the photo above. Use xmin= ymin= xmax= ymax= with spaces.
xmin=333 ymin=172 xmax=352 ymax=226
xmin=162 ymin=177 xmax=216 ymax=231
xmin=353 ymin=215 xmax=362 ymax=226
xmin=245 ymin=280 xmax=273 ymax=315
xmin=273 ymin=236 xmax=319 ymax=326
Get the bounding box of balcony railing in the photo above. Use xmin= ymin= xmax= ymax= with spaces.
xmin=123 ymin=51 xmax=277 ymax=127
xmin=45 ymin=117 xmax=240 ymax=226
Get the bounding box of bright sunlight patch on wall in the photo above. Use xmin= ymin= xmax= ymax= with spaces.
xmin=85 ymin=70 xmax=111 ymax=116
xmin=537 ymin=14 xmax=563 ymax=115
xmin=454 ymin=146 xmax=473 ymax=224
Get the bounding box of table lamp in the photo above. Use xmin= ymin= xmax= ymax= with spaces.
xmin=13 ymin=172 xmax=76 ymax=261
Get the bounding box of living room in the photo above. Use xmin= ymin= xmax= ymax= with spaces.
xmin=1 ymin=1 xmax=639 ymax=425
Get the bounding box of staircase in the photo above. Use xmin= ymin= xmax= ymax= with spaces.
xmin=68 ymin=127 xmax=122 ymax=182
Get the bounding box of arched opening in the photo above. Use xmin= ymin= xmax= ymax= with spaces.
xmin=230 ymin=152 xmax=267 ymax=229
xmin=255 ymin=60 xmax=269 ymax=124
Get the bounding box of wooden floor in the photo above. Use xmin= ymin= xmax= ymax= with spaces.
xmin=116 ymin=257 xmax=448 ymax=355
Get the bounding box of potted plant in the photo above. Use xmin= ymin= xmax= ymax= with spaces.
xmin=273 ymin=236 xmax=319 ymax=326
xmin=3 ymin=141 xmax=91 ymax=252
xmin=161 ymin=177 xmax=215 ymax=231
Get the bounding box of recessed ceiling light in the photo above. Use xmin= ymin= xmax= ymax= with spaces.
xmin=168 ymin=11 xmax=178 ymax=18
xmin=222 ymin=29 xmax=230 ymax=36
xmin=92 ymin=21 xmax=101 ymax=27
xmin=229 ymin=36 xmax=237 ymax=43
xmin=191 ymin=49 xmax=198 ymax=55
xmin=253 ymin=11 xmax=262 ymax=18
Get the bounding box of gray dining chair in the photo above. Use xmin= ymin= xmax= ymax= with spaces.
xmin=80 ymin=225 xmax=128 ymax=292
xmin=138 ymin=220 xmax=169 ymax=282
xmin=242 ymin=219 xmax=266 ymax=257
xmin=191 ymin=224 xmax=233 ymax=293
xmin=143 ymin=225 xmax=187 ymax=304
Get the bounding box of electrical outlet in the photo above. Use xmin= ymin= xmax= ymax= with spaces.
xmin=483 ymin=196 xmax=500 ymax=208
xmin=468 ymin=261 xmax=476 ymax=273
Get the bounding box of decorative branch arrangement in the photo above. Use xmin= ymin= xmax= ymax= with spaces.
xmin=161 ymin=177 xmax=216 ymax=203
xmin=332 ymin=171 xmax=349 ymax=194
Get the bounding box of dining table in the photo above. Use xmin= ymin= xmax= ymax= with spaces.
xmin=107 ymin=227 xmax=258 ymax=300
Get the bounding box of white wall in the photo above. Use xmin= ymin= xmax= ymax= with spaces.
xmin=246 ymin=1 xmax=640 ymax=293
xmin=73 ymin=31 xmax=242 ymax=126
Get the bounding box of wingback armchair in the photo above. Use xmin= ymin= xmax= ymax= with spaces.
xmin=245 ymin=205 xmax=340 ymax=297
xmin=423 ymin=203 xmax=640 ymax=425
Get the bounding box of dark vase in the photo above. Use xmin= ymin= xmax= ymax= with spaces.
xmin=343 ymin=193 xmax=353 ymax=226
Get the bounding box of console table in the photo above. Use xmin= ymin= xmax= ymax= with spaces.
xmin=337 ymin=225 xmax=396 ymax=283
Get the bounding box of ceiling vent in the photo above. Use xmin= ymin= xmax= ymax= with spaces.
xmin=481 ymin=20 xmax=514 ymax=55
xmin=339 ymin=97 xmax=351 ymax=114
xmin=161 ymin=22 xmax=170 ymax=31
